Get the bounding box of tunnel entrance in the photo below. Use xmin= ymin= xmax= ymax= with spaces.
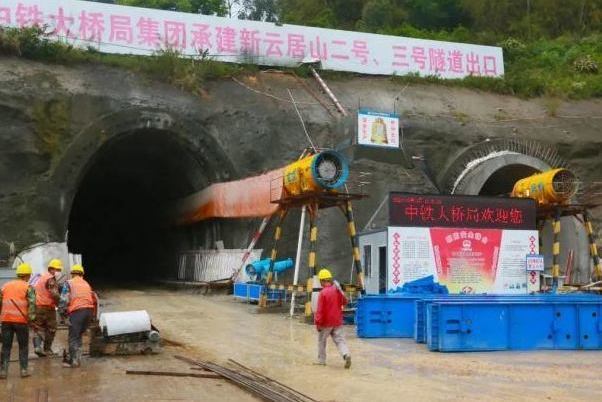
xmin=67 ymin=130 xmax=206 ymax=284
xmin=443 ymin=140 xmax=591 ymax=284
xmin=478 ymin=164 xmax=540 ymax=196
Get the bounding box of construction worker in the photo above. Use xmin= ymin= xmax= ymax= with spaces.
xmin=0 ymin=263 xmax=36 ymax=378
xmin=59 ymin=264 xmax=96 ymax=368
xmin=314 ymin=268 xmax=351 ymax=369
xmin=32 ymin=258 xmax=63 ymax=356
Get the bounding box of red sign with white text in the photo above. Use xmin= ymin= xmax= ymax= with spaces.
xmin=430 ymin=228 xmax=502 ymax=294
xmin=389 ymin=192 xmax=536 ymax=230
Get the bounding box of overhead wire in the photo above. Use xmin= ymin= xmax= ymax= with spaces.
xmin=231 ymin=77 xmax=319 ymax=105
xmin=287 ymin=88 xmax=318 ymax=153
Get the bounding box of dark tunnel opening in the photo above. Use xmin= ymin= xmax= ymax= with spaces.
xmin=478 ymin=164 xmax=540 ymax=196
xmin=67 ymin=130 xmax=205 ymax=284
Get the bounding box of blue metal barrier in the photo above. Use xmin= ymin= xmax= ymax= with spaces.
xmin=415 ymin=294 xmax=602 ymax=343
xmin=426 ymin=298 xmax=602 ymax=352
xmin=356 ymin=294 xmax=433 ymax=338
xmin=356 ymin=293 xmax=602 ymax=353
xmin=233 ymin=283 xmax=285 ymax=302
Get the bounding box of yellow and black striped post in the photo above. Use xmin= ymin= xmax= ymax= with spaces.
xmin=344 ymin=200 xmax=365 ymax=294
xmin=551 ymin=208 xmax=562 ymax=289
xmin=583 ymin=210 xmax=602 ymax=280
xmin=259 ymin=208 xmax=288 ymax=308
xmin=536 ymin=218 xmax=545 ymax=255
xmin=305 ymin=204 xmax=319 ymax=320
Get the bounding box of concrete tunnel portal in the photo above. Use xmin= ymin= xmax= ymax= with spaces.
xmin=444 ymin=141 xmax=592 ymax=284
xmin=63 ymin=130 xmax=592 ymax=286
xmin=66 ymin=129 xmax=209 ymax=283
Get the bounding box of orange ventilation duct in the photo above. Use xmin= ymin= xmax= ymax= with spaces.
xmin=175 ymin=168 xmax=284 ymax=225
xmin=175 ymin=150 xmax=350 ymax=225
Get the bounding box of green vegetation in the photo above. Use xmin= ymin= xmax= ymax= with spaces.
xmin=276 ymin=0 xmax=602 ymax=98
xmin=32 ymin=98 xmax=72 ymax=164
xmin=0 ymin=27 xmax=243 ymax=94
xmin=277 ymin=1 xmax=602 ymax=39
xmin=115 ymin=0 xmax=227 ymax=16
xmin=5 ymin=0 xmax=602 ymax=98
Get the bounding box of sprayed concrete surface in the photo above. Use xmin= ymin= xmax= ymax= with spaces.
xmin=2 ymin=288 xmax=602 ymax=401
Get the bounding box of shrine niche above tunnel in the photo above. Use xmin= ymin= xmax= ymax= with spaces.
xmin=67 ymin=130 xmax=208 ymax=283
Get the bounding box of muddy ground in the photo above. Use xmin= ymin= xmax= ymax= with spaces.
xmin=1 ymin=288 xmax=602 ymax=401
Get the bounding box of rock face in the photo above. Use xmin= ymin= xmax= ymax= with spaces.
xmin=0 ymin=56 xmax=600 ymax=283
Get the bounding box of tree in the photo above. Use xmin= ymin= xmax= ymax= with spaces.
xmin=358 ymin=0 xmax=407 ymax=32
xmin=404 ymin=0 xmax=469 ymax=30
xmin=116 ymin=0 xmax=227 ymax=15
xmin=278 ymin=0 xmax=338 ymax=28
xmin=237 ymin=0 xmax=279 ymax=22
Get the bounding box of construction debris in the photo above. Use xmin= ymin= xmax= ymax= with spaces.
xmin=174 ymin=355 xmax=318 ymax=402
xmin=125 ymin=369 xmax=221 ymax=379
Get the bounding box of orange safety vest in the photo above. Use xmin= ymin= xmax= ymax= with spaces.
xmin=35 ymin=272 xmax=57 ymax=308
xmin=1 ymin=280 xmax=30 ymax=324
xmin=67 ymin=277 xmax=94 ymax=314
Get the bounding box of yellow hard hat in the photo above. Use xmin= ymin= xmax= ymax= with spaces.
xmin=71 ymin=264 xmax=85 ymax=274
xmin=16 ymin=263 xmax=33 ymax=276
xmin=318 ymin=268 xmax=332 ymax=281
xmin=48 ymin=258 xmax=63 ymax=271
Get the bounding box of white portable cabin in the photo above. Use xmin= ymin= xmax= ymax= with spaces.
xmin=358 ymin=229 xmax=388 ymax=295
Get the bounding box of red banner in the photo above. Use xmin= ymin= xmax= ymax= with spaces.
xmin=389 ymin=192 xmax=536 ymax=230
xmin=430 ymin=228 xmax=502 ymax=294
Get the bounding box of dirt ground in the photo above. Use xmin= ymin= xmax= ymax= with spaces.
xmin=1 ymin=288 xmax=602 ymax=401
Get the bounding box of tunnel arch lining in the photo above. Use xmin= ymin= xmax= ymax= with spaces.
xmin=46 ymin=107 xmax=236 ymax=240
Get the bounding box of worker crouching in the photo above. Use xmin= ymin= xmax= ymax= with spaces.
xmin=59 ymin=264 xmax=97 ymax=368
xmin=0 ymin=263 xmax=36 ymax=378
xmin=314 ymin=268 xmax=351 ymax=369
xmin=32 ymin=258 xmax=63 ymax=357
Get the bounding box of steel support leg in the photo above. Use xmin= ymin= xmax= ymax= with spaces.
xmin=305 ymin=204 xmax=319 ymax=320
xmin=344 ymin=201 xmax=365 ymax=294
xmin=259 ymin=208 xmax=288 ymax=308
xmin=551 ymin=208 xmax=562 ymax=290
xmin=583 ymin=210 xmax=602 ymax=281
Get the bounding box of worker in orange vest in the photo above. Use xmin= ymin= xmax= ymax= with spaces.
xmin=0 ymin=263 xmax=36 ymax=378
xmin=59 ymin=264 xmax=96 ymax=368
xmin=32 ymin=258 xmax=63 ymax=357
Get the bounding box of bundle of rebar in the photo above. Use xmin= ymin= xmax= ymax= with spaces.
xmin=174 ymin=355 xmax=317 ymax=402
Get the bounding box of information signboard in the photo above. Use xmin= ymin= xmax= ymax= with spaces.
xmin=357 ymin=110 xmax=400 ymax=148
xmin=526 ymin=254 xmax=545 ymax=271
xmin=388 ymin=226 xmax=538 ymax=294
xmin=389 ymin=192 xmax=537 ymax=230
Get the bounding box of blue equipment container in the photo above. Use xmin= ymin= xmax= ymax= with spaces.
xmin=414 ymin=294 xmax=602 ymax=343
xmin=245 ymin=258 xmax=294 ymax=281
xmin=233 ymin=282 xmax=285 ymax=302
xmin=356 ymin=294 xmax=433 ymax=338
xmin=426 ymin=297 xmax=602 ymax=352
xmin=356 ymin=293 xmax=602 ymax=343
